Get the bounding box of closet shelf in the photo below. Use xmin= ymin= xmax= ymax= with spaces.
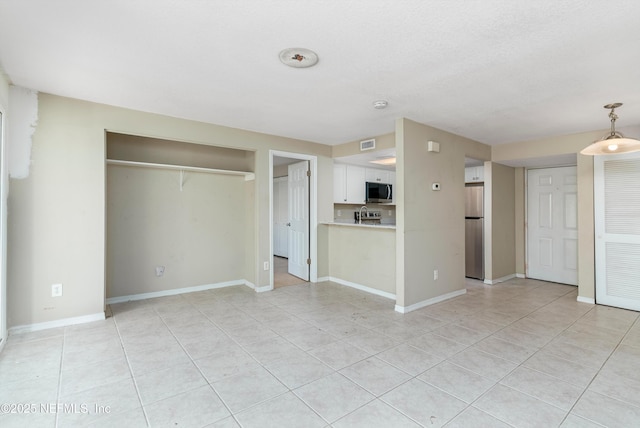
xmin=106 ymin=159 xmax=255 ymax=181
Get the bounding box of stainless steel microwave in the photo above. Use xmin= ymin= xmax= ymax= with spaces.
xmin=366 ymin=182 xmax=392 ymax=203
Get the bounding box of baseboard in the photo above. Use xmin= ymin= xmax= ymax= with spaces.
xmin=315 ymin=276 xmax=330 ymax=283
xmin=516 ymin=273 xmax=526 ymax=279
xmin=395 ymin=288 xmax=466 ymax=314
xmin=9 ymin=312 xmax=106 ymax=335
xmin=484 ymin=274 xmax=517 ymax=285
xmin=106 ymin=279 xmax=248 ymax=304
xmin=577 ymin=296 xmax=595 ymax=305
xmin=255 ymin=285 xmax=273 ymax=293
xmin=328 ymin=277 xmax=396 ymax=300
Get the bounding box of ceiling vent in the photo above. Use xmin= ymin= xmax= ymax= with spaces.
xmin=360 ymin=139 xmax=376 ymax=151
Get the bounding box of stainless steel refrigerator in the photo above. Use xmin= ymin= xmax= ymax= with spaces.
xmin=465 ymin=184 xmax=484 ymax=279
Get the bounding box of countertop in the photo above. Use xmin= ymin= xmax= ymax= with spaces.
xmin=321 ymin=221 xmax=396 ymax=230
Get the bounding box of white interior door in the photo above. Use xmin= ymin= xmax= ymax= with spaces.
xmin=527 ymin=166 xmax=578 ymax=285
xmin=288 ymin=161 xmax=309 ymax=281
xmin=595 ymin=152 xmax=640 ymax=311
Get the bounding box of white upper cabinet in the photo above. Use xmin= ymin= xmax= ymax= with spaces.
xmin=365 ymin=168 xmax=390 ymax=183
xmin=334 ymin=164 xmax=366 ymax=204
xmin=465 ymin=166 xmax=484 ymax=183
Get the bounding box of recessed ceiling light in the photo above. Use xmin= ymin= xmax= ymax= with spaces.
xmin=373 ymin=100 xmax=388 ymax=109
xmin=279 ymin=48 xmax=318 ymax=68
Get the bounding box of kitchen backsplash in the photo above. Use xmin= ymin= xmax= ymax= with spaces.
xmin=333 ymin=204 xmax=396 ymax=225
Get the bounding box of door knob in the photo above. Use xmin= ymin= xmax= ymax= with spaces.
xmin=287 ymin=222 xmax=291 ymax=226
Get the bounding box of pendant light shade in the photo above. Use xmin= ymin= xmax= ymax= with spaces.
xmin=581 ymin=103 xmax=640 ymax=155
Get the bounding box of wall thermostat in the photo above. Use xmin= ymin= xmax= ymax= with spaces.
xmin=432 ymin=183 xmax=441 ymax=191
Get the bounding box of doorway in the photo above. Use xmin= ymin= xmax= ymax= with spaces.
xmin=526 ymin=166 xmax=578 ymax=285
xmin=270 ymin=151 xmax=317 ymax=289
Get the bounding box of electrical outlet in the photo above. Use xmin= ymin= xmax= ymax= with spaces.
xmin=433 ymin=270 xmax=438 ymax=280
xmin=155 ymin=266 xmax=165 ymax=277
xmin=263 ymin=261 xmax=270 ymax=271
xmin=52 ymin=283 xmax=63 ymax=297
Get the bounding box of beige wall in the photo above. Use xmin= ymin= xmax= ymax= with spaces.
xmin=106 ymin=166 xmax=250 ymax=298
xmin=492 ymin=133 xmax=597 ymax=300
xmin=327 ymin=225 xmax=395 ymax=295
xmin=396 ymin=118 xmax=490 ymax=308
xmin=484 ymin=162 xmax=516 ymax=280
xmin=7 ymin=93 xmax=333 ymax=327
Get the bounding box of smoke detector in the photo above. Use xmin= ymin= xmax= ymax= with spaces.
xmin=279 ymin=48 xmax=319 ymax=68
xmin=373 ymin=100 xmax=388 ymax=109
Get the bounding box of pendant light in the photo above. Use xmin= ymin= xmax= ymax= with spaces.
xmin=581 ymin=103 xmax=640 ymax=155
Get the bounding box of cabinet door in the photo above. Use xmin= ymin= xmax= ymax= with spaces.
xmin=346 ymin=165 xmax=366 ymax=204
xmin=333 ymin=164 xmax=347 ymax=203
xmin=464 ymin=167 xmax=475 ymax=183
xmin=475 ymin=166 xmax=484 ymax=182
xmin=365 ymin=168 xmax=390 ymax=183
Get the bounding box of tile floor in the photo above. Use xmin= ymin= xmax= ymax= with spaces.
xmin=273 ymin=256 xmax=307 ymax=288
xmin=1 ymin=278 xmax=640 ymax=427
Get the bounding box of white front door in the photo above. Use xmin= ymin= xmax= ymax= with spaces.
xmin=527 ymin=166 xmax=578 ymax=285
xmin=287 ymin=161 xmax=309 ymax=281
xmin=595 ymin=152 xmax=640 ymax=311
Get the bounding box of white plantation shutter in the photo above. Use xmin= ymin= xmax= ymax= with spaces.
xmin=595 ymin=153 xmax=640 ymax=310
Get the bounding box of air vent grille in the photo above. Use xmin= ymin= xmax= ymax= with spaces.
xmin=360 ymin=139 xmax=375 ymax=151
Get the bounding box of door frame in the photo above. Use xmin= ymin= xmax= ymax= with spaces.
xmin=269 ymin=150 xmax=317 ymax=289
xmin=0 ymin=104 xmax=6 ymax=347
xmin=525 ymin=164 xmax=578 ymax=283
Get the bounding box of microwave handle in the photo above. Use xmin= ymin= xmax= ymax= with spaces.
xmin=387 ymin=184 xmax=391 ymax=200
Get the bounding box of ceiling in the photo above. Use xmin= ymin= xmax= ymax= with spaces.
xmin=1 ymin=1 xmax=640 ymax=147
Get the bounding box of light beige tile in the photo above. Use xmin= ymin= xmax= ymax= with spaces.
xmin=294 ymin=373 xmax=375 ymax=423
xmin=333 ymin=399 xmax=421 ymax=428
xmin=589 ymin=368 xmax=640 ymax=408
xmin=408 ymin=332 xmax=468 ymax=358
xmin=560 ymin=414 xmax=605 ymax=428
xmin=212 ymin=367 xmax=288 ymax=413
xmin=381 ymin=378 xmax=467 ymax=427
xmin=57 ymin=378 xmax=140 ymax=428
xmin=500 ymin=366 xmax=583 ymax=410
xmin=448 ymin=348 xmax=517 ymax=381
xmin=472 ymin=336 xmax=536 ymax=364
xmin=309 ymin=340 xmax=371 ymax=370
xmin=242 ymin=336 xmax=306 ymax=364
xmin=347 ymin=330 xmax=402 ymax=354
xmin=572 ymin=390 xmax=640 ymax=427
xmin=0 ymin=411 xmax=57 ymax=428
xmin=419 ymin=361 xmax=495 ymax=403
xmin=194 ymin=346 xmax=261 ymax=383
xmin=265 ymin=353 xmax=334 ymax=389
xmin=60 ymin=355 xmax=131 ymax=397
xmin=523 ymin=350 xmax=598 ymax=388
xmin=204 ymin=416 xmax=241 ymax=428
xmin=145 ymin=385 xmax=230 ymax=427
xmin=280 ymin=326 xmax=339 ymax=351
xmin=444 ymin=406 xmax=511 ymax=428
xmin=85 ymin=406 xmax=147 ymax=428
xmin=492 ymin=326 xmax=550 ymax=349
xmin=543 ymin=337 xmax=612 ymax=369
xmin=432 ymin=324 xmax=489 ymax=345
xmin=234 ymin=392 xmax=325 ymax=428
xmin=125 ymin=341 xmax=191 ymax=376
xmin=474 ymin=384 xmax=567 ymax=428
xmin=135 ymin=361 xmax=207 ymax=405
xmin=340 ymin=357 xmax=411 ymax=396
xmin=376 ymin=343 xmax=444 ymax=376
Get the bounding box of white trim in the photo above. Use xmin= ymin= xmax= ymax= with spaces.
xmin=106 ymin=159 xmax=255 ymax=181
xmin=328 ymin=277 xmax=396 ymax=300
xmin=105 ymin=279 xmax=248 ymax=304
xmin=577 ymin=296 xmax=595 ymax=305
xmin=255 ymin=285 xmax=273 ymax=293
xmin=315 ymin=276 xmax=330 ymax=283
xmin=395 ymin=288 xmax=466 ymax=313
xmin=516 ymin=273 xmax=526 ymax=279
xmin=9 ymin=312 xmax=106 ymax=335
xmin=483 ymin=274 xmax=516 ymax=285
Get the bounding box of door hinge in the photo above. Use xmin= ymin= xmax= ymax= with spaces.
xmin=306 ymin=258 xmax=311 ymax=265
xmin=306 ymin=170 xmax=311 ymax=177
